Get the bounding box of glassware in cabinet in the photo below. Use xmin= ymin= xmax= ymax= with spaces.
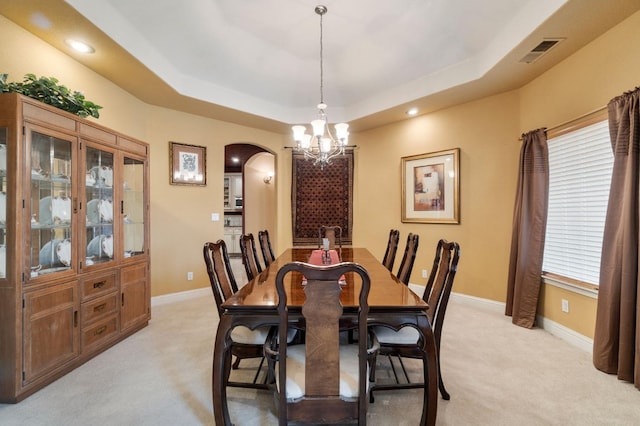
xmin=83 ymin=145 xmax=115 ymax=267
xmin=28 ymin=129 xmax=75 ymax=278
xmin=122 ymin=156 xmax=146 ymax=259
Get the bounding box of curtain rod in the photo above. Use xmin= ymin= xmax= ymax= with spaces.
xmin=518 ymin=105 xmax=607 ymax=141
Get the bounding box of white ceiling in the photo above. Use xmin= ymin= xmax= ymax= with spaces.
xmin=64 ymin=0 xmax=566 ymax=125
xmin=3 ymin=0 xmax=640 ymax=132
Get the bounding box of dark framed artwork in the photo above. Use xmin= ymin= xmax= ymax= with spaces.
xmin=169 ymin=141 xmax=206 ymax=186
xmin=402 ymin=148 xmax=460 ymax=224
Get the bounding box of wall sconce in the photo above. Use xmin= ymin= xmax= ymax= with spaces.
xmin=264 ymin=172 xmax=274 ymax=184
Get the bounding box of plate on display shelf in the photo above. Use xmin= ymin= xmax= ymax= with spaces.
xmin=31 ymin=169 xmax=48 ymax=180
xmin=35 ymin=266 xmax=71 ymax=276
xmin=51 ymin=174 xmax=71 ymax=183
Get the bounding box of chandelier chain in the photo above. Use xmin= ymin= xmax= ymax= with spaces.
xmin=319 ymin=9 xmax=324 ymax=106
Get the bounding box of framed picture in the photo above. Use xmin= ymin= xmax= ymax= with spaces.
xmin=169 ymin=142 xmax=206 ymax=186
xmin=402 ymin=148 xmax=460 ymax=224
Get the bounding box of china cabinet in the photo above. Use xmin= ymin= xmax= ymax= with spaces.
xmin=0 ymin=93 xmax=150 ymax=402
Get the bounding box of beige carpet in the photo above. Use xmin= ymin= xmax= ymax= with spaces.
xmin=1 ymin=288 xmax=639 ymax=425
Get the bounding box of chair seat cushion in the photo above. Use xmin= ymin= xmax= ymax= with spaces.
xmin=231 ymin=326 xmax=297 ymax=345
xmin=371 ymin=325 xmax=419 ymax=345
xmin=276 ymin=344 xmax=369 ymax=400
xmin=230 ymin=325 xmax=270 ymax=344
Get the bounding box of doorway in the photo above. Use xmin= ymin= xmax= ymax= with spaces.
xmin=224 ymin=144 xmax=276 ymax=253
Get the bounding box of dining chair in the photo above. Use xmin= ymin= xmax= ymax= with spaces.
xmin=370 ymin=239 xmax=460 ymax=401
xmin=203 ymin=240 xmax=270 ymax=388
xmin=258 ymin=229 xmax=276 ymax=267
xmin=319 ymin=225 xmax=343 ymax=250
xmin=264 ymin=261 xmax=379 ymax=425
xmin=239 ymin=233 xmax=263 ymax=281
xmin=382 ymin=229 xmax=400 ymax=271
xmin=396 ymin=233 xmax=419 ymax=285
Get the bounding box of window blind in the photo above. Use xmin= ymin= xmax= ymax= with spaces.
xmin=542 ymin=120 xmax=613 ymax=286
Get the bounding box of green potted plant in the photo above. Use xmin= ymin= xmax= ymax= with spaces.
xmin=0 ymin=73 xmax=102 ymax=118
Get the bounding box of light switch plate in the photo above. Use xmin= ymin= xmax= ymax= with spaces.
xmin=211 ymin=213 xmax=220 ymax=221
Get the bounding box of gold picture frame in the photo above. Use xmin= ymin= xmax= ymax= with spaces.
xmin=402 ymin=148 xmax=460 ymax=224
xmin=169 ymin=141 xmax=206 ymax=186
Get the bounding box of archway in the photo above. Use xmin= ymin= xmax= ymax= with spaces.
xmin=223 ymin=143 xmax=276 ymax=254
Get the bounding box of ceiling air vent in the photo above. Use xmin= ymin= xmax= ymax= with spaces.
xmin=519 ymin=38 xmax=565 ymax=64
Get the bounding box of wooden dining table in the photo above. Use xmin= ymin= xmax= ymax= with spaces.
xmin=212 ymin=247 xmax=438 ymax=425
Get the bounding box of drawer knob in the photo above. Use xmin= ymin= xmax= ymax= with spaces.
xmin=95 ymin=325 xmax=107 ymax=336
xmin=93 ymin=280 xmax=107 ymax=289
xmin=94 ymin=303 xmax=107 ymax=312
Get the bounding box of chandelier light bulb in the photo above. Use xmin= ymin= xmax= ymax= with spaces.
xmin=301 ymin=134 xmax=312 ymax=149
xmin=292 ymin=125 xmax=306 ymax=142
xmin=320 ymin=138 xmax=332 ymax=153
xmin=334 ymin=123 xmax=349 ymax=142
xmin=311 ymin=119 xmax=326 ymax=138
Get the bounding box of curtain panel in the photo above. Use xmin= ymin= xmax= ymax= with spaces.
xmin=506 ymin=129 xmax=549 ymax=328
xmin=593 ymin=87 xmax=640 ymax=389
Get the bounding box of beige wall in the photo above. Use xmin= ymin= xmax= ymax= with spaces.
xmin=3 ymin=10 xmax=640 ymax=338
xmin=144 ymin=107 xmax=285 ymax=295
xmin=517 ymin=9 xmax=640 ymax=338
xmin=244 ymin=152 xmax=277 ymax=250
xmin=353 ymin=92 xmax=521 ymax=303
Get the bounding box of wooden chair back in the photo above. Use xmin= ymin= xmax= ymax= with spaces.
xmin=382 ymin=229 xmax=400 ymax=271
xmin=424 ymin=239 xmax=461 ymax=339
xmin=240 ymin=233 xmax=263 ymax=281
xmin=396 ymin=233 xmax=419 ymax=285
xmin=274 ymin=261 xmax=371 ymax=425
xmin=203 ymin=239 xmax=270 ymax=387
xmin=258 ymin=229 xmax=276 ymax=267
xmin=319 ymin=225 xmax=343 ymax=250
xmin=371 ymin=238 xmax=460 ymax=401
xmin=203 ymin=240 xmax=239 ymax=317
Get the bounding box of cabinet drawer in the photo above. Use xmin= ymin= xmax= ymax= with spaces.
xmin=82 ymin=314 xmax=119 ymax=352
xmin=81 ymin=293 xmax=118 ymax=325
xmin=80 ymin=272 xmax=117 ymax=301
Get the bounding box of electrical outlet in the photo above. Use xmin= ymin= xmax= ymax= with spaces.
xmin=421 ymin=269 xmax=427 ymax=278
xmin=211 ymin=213 xmax=219 ymax=221
xmin=187 ymin=272 xmax=193 ymax=281
xmin=561 ymin=299 xmax=569 ymax=313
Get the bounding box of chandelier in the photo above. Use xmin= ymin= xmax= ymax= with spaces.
xmin=291 ymin=5 xmax=351 ymax=168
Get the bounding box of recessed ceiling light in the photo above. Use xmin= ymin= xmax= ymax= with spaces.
xmin=231 ymin=157 xmax=240 ymax=163
xmin=406 ymin=107 xmax=419 ymax=116
xmin=65 ymin=39 xmax=95 ymax=54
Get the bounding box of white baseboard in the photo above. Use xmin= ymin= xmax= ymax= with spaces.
xmin=449 ymin=291 xmax=505 ymax=314
xmin=151 ymin=287 xmax=210 ymax=307
xmin=536 ymin=315 xmax=594 ymax=354
xmin=449 ymin=292 xmax=593 ymax=354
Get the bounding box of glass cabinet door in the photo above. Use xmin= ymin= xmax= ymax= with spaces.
xmin=29 ymin=128 xmax=75 ymax=278
xmin=122 ymin=156 xmax=146 ymax=259
xmin=223 ymin=176 xmax=230 ymax=208
xmin=0 ymin=127 xmax=7 ymax=279
xmin=83 ymin=145 xmax=115 ymax=267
